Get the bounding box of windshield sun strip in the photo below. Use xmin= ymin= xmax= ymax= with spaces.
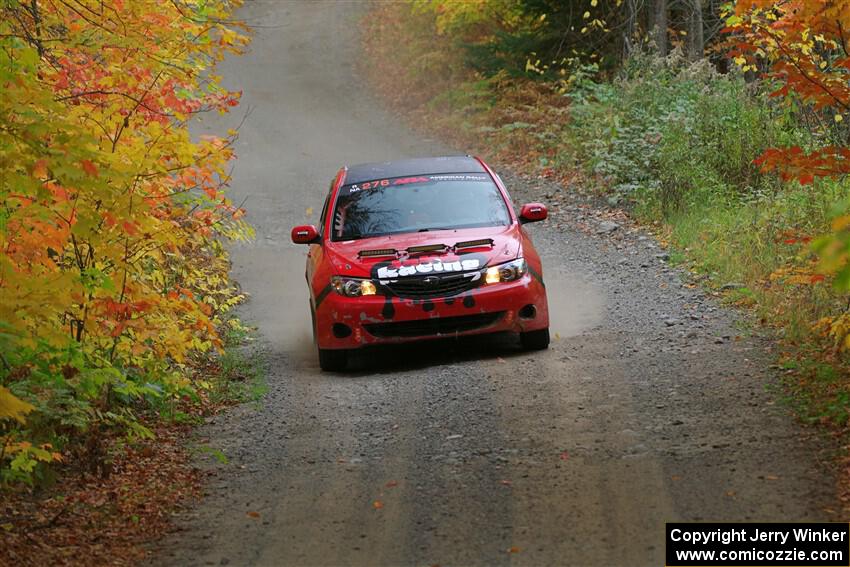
xmin=330 ymin=173 xmax=509 ymax=242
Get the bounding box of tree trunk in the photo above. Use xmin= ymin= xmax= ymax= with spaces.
xmin=623 ymin=0 xmax=638 ymax=59
xmin=688 ymin=0 xmax=705 ymax=60
xmin=653 ymin=0 xmax=667 ymax=56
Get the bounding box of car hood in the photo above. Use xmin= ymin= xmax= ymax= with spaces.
xmin=325 ymin=225 xmax=523 ymax=279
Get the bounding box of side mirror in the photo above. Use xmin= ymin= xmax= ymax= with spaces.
xmin=519 ymin=203 xmax=548 ymax=224
xmin=291 ymin=224 xmax=320 ymax=244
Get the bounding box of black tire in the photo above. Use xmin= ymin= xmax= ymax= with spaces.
xmin=318 ymin=348 xmax=348 ymax=372
xmin=520 ymin=328 xmax=550 ymax=350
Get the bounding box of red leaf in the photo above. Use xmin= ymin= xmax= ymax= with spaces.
xmin=81 ymin=160 xmax=99 ymax=178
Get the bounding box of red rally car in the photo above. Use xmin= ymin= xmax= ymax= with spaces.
xmin=291 ymin=156 xmax=549 ymax=371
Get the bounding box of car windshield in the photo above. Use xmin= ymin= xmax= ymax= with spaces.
xmin=331 ymin=173 xmax=511 ymax=241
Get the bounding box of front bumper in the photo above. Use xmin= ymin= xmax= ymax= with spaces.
xmin=313 ymin=273 xmax=548 ymax=349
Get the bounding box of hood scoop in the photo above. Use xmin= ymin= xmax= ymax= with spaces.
xmin=454 ymin=238 xmax=494 ymax=251
xmin=358 ymin=247 xmax=398 ymax=259
xmin=406 ymin=243 xmax=449 ymax=256
xmin=359 ymin=238 xmax=495 ymax=260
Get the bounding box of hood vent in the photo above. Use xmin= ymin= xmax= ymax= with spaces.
xmin=454 ymin=238 xmax=494 ymax=251
xmin=358 ymin=248 xmax=398 ymax=259
xmin=406 ymin=243 xmax=449 ymax=255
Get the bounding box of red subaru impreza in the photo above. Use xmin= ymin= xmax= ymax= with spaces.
xmin=291 ymin=156 xmax=549 ymax=371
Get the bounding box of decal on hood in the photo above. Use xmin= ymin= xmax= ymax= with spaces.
xmin=375 ymin=258 xmax=481 ymax=281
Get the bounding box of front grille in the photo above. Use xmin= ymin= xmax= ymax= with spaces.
xmin=382 ymin=272 xmax=480 ymax=299
xmin=364 ymin=312 xmax=505 ymax=339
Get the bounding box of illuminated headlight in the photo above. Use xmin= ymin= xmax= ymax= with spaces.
xmin=484 ymin=258 xmax=527 ymax=284
xmin=331 ymin=276 xmax=377 ymax=297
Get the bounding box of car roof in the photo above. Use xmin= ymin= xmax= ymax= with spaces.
xmin=343 ymin=156 xmax=486 ymax=185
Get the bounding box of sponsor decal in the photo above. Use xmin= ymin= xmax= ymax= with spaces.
xmin=340 ymin=174 xmax=490 ymax=196
xmin=376 ymin=258 xmax=481 ymax=281
xmin=427 ymin=174 xmax=488 ymax=182
xmin=368 ymin=252 xmax=489 ymax=318
xmin=393 ymin=176 xmax=430 ymax=185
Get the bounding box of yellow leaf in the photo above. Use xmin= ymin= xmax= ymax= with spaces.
xmin=832 ymin=215 xmax=850 ymax=232
xmin=0 ymin=387 xmax=34 ymax=424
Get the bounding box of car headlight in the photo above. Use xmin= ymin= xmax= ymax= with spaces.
xmin=330 ymin=276 xmax=377 ymax=297
xmin=484 ymin=258 xmax=527 ymax=284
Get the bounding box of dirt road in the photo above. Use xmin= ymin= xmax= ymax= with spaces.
xmin=151 ymin=1 xmax=834 ymax=565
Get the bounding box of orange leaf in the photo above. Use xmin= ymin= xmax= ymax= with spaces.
xmin=32 ymin=159 xmax=48 ymax=179
xmin=246 ymin=511 xmax=260 ymax=518
xmin=372 ymin=500 xmax=383 ymax=510
xmin=81 ymin=159 xmax=99 ymax=177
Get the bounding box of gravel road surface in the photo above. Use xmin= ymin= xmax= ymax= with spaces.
xmin=151 ymin=1 xmax=834 ymax=565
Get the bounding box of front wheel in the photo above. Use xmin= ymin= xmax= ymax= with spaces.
xmin=520 ymin=328 xmax=550 ymax=351
xmin=318 ymin=348 xmax=349 ymax=372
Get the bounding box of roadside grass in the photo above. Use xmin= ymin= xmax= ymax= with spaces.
xmin=207 ymin=321 xmax=266 ymax=407
xmin=209 ymin=348 xmax=266 ymax=406
xmin=361 ymin=3 xmax=850 ymax=445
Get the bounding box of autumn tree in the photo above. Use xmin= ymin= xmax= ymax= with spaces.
xmin=0 ymin=0 xmax=250 ymax=483
xmin=728 ymin=0 xmax=850 ymax=346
